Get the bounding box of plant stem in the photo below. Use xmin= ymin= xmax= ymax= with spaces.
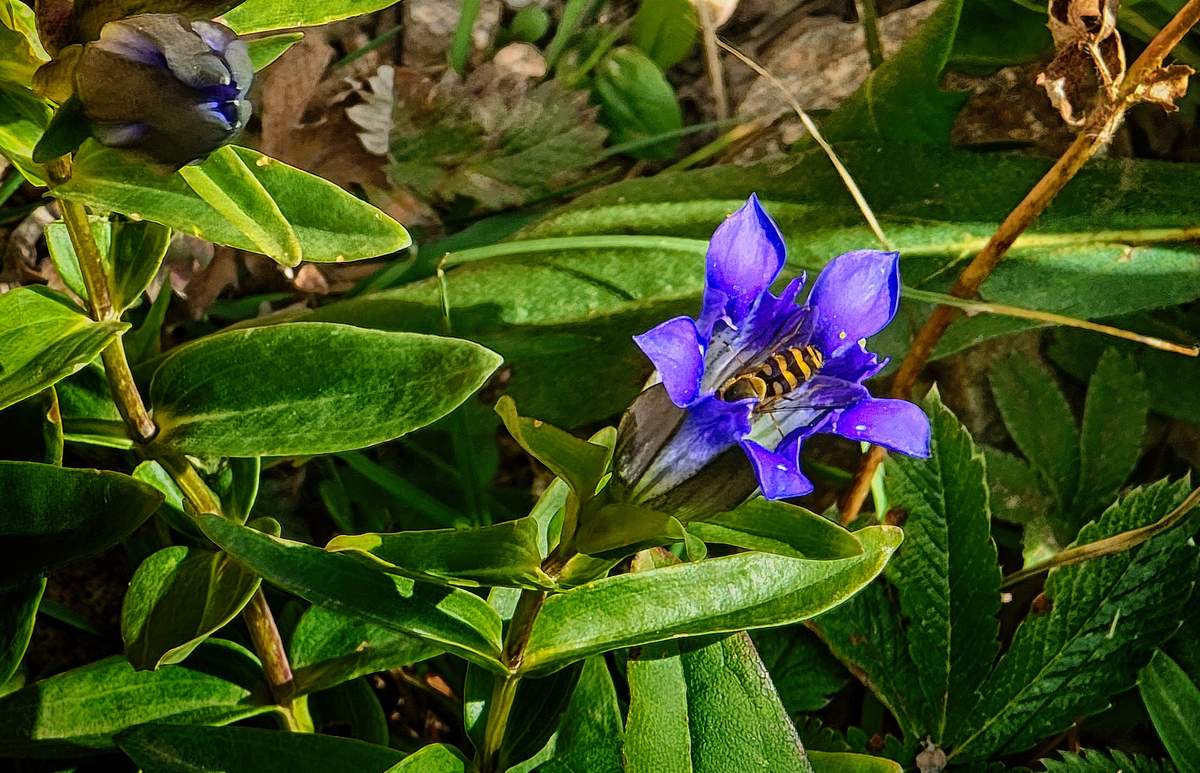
xmin=1000 ymin=485 xmax=1200 ymax=590
xmin=856 ymin=0 xmax=884 ymax=69
xmin=838 ymin=0 xmax=1200 ymax=525
xmin=54 ymin=165 xmax=298 ymax=714
xmin=477 ymin=588 xmax=546 ymax=773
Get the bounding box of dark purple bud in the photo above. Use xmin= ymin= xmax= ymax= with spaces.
xmin=73 ymin=13 xmax=252 ymax=167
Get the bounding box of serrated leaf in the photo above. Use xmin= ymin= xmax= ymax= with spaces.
xmin=885 ymin=390 xmax=1000 ymax=742
xmin=1039 ymin=749 xmax=1173 ymax=773
xmin=0 ymin=287 xmax=127 ymax=414
xmin=1139 ymin=650 xmax=1200 ymax=773
xmin=806 ymin=582 xmax=928 ymax=741
xmin=200 ymin=516 xmax=505 ymax=672
xmin=984 ymin=447 xmax=1050 ymax=526
xmin=0 ymin=640 xmax=271 ymax=755
xmin=521 ymin=526 xmax=901 ymax=675
xmin=122 ymin=546 xmax=262 ymax=671
xmin=149 ymin=323 xmax=502 ymax=458
xmin=951 ymin=479 xmax=1200 ymax=761
xmin=58 ymin=144 xmax=410 ymax=263
xmin=116 ymin=723 xmax=405 ymax=773
xmin=989 ymin=355 xmax=1080 ymax=519
xmin=1077 ymin=349 xmax=1148 ymax=527
xmin=625 ymin=632 xmax=813 ymax=773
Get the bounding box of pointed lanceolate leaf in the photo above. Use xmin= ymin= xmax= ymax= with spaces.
xmin=58 ymin=144 xmax=411 ymax=263
xmin=689 ymin=497 xmax=862 ymax=560
xmin=807 ymin=752 xmax=901 ymax=773
xmin=884 ymin=390 xmax=1000 ymax=742
xmin=290 ymin=605 xmax=443 ymax=697
xmin=383 ymin=744 xmax=474 ymax=772
xmin=224 ymin=0 xmax=411 ymax=34
xmin=951 ymin=479 xmax=1200 ymax=761
xmin=521 ymin=525 xmax=901 ymax=675
xmin=0 ymin=640 xmax=271 ymax=755
xmin=625 ymin=632 xmax=813 ymax=773
xmin=0 ymin=575 xmax=45 ymax=686
xmin=0 ymin=287 xmax=127 ymax=414
xmin=149 ymin=323 xmax=502 ymax=457
xmin=538 ymin=657 xmax=624 ymax=773
xmin=1077 ymin=349 xmax=1148 ymax=527
xmin=0 ymin=461 xmax=162 ymax=585
xmin=200 ymin=516 xmax=505 ymax=672
xmin=116 ymin=723 xmax=405 ymax=773
xmin=245 ymin=32 xmax=304 ymax=70
xmin=45 ymin=218 xmax=171 ymax=312
xmin=1138 ymin=650 xmax=1200 ymax=773
xmin=122 ymin=546 xmax=262 ymax=671
xmin=494 ymin=395 xmax=610 ymax=499
xmin=326 ymin=517 xmax=551 ymax=590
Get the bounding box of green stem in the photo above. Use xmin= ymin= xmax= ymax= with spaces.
xmin=856 ymin=0 xmax=884 ymax=69
xmin=477 ymin=589 xmax=546 ymax=773
xmin=53 ymin=158 xmax=298 ymax=716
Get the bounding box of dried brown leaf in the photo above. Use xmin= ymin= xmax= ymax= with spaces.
xmin=1038 ymin=0 xmax=1125 ymax=125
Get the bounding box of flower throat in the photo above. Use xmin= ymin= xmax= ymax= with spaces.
xmin=717 ymin=344 xmax=824 ymax=403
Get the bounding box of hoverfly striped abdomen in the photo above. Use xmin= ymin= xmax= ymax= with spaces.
xmin=717 ymin=344 xmax=824 ymax=403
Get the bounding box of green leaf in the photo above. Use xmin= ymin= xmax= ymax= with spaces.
xmin=148 ymin=323 xmax=501 ymax=457
xmin=0 ymin=461 xmax=162 ymax=585
xmin=806 ymin=581 xmax=928 ymax=741
xmin=325 ymin=518 xmax=551 ymax=589
xmin=0 ymin=82 xmax=49 ymax=183
xmin=308 ymin=676 xmax=388 ymax=745
xmin=179 ymin=145 xmax=303 ymax=267
xmin=521 ymin=525 xmax=901 ymax=675
xmin=246 ymin=31 xmax=304 ymax=70
xmin=58 ymin=144 xmax=411 ymax=262
xmin=984 ymin=447 xmax=1050 ymax=526
xmin=200 ymin=516 xmax=505 ymax=671
xmin=0 ymin=0 xmax=48 ymax=87
xmin=689 ymin=498 xmax=863 ymax=560
xmin=1139 ymin=650 xmax=1200 ymax=773
xmin=31 ymin=95 xmax=90 ymax=163
xmin=45 ymin=218 xmax=172 ymax=312
xmin=122 ymin=546 xmax=262 ymax=671
xmin=575 ymin=502 xmax=686 ymax=558
xmin=822 ymin=0 xmax=966 ymax=144
xmin=538 ymin=657 xmax=623 ymax=773
xmin=224 ymin=0 xmax=407 ymax=34
xmin=494 ymin=395 xmax=610 ymax=498
xmin=751 ymin=626 xmax=848 ymax=716
xmin=951 ymin=479 xmax=1200 ymax=761
xmin=989 ymin=355 xmax=1080 ymax=518
xmin=290 ymin=605 xmax=442 ymax=696
xmin=593 ymin=46 xmax=682 ymax=160
xmin=384 ymin=744 xmax=475 ymax=772
xmin=807 ymin=751 xmax=901 ymax=773
xmin=0 ymin=575 xmax=45 ymax=685
xmin=1076 ymin=349 xmax=1148 ymax=526
xmin=630 ymin=0 xmax=697 ymax=69
xmin=0 ymin=640 xmax=271 ymax=755
xmin=0 ymin=286 xmax=127 ymax=414
xmin=1039 ymin=749 xmax=1173 ymax=773
xmin=884 ymin=390 xmax=1000 ymax=742
xmin=116 ymin=723 xmax=405 ymax=773
xmin=625 ymin=631 xmax=813 ymax=773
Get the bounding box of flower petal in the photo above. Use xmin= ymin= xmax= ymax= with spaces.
xmin=634 ymin=316 xmax=706 ymax=407
xmin=698 ymin=194 xmax=787 ymax=334
xmin=633 ymin=396 xmax=753 ymax=501
xmin=741 ymin=435 xmax=813 ymax=500
xmin=822 ymin=340 xmax=888 ymax=384
xmin=831 ymin=397 xmax=931 ymax=457
xmin=809 ymin=250 xmax=901 ymax=355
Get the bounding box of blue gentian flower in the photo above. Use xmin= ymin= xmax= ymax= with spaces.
xmin=74 ymin=13 xmax=252 ymax=167
xmin=615 ymin=195 xmax=930 ymax=512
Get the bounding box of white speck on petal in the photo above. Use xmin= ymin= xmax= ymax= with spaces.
xmin=775 ymin=463 xmax=788 ymax=471
xmin=854 ymin=424 xmax=867 ymax=432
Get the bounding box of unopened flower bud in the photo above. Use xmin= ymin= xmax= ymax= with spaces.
xmin=74 ymin=13 xmax=251 ymax=166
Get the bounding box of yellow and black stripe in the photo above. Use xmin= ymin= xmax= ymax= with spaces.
xmin=718 ymin=345 xmax=824 ymax=403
